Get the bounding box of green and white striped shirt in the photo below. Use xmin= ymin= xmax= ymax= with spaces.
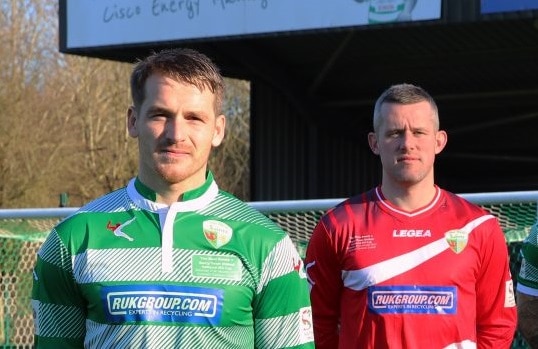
xmin=32 ymin=172 xmax=314 ymax=348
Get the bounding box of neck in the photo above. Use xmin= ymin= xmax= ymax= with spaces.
xmin=380 ymin=180 xmax=438 ymax=212
xmin=138 ymin=171 xmax=208 ymax=206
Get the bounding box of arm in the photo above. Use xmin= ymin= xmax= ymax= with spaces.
xmin=475 ymin=220 xmax=517 ymax=349
xmin=253 ymin=235 xmax=314 ymax=349
xmin=305 ymin=221 xmax=343 ymax=349
xmin=516 ymin=222 xmax=538 ymax=348
xmin=32 ymin=229 xmax=86 ymax=349
xmin=517 ymin=292 xmax=538 ymax=348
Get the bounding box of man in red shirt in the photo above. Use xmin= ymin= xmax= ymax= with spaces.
xmin=305 ymin=83 xmax=517 ymax=349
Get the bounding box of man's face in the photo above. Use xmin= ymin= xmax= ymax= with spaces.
xmin=128 ymin=73 xmax=225 ymax=191
xmin=368 ymin=101 xmax=446 ymax=187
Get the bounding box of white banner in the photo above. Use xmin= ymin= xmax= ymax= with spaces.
xmin=65 ymin=0 xmax=442 ymax=49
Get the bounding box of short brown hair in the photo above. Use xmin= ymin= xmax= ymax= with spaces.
xmin=130 ymin=48 xmax=225 ymax=114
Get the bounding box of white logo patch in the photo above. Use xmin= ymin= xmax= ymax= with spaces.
xmin=203 ymin=220 xmax=233 ymax=248
xmin=505 ymin=280 xmax=516 ymax=307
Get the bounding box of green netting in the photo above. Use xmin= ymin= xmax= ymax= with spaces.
xmin=0 ymin=219 xmax=52 ymax=243
xmin=0 ymin=200 xmax=536 ymax=348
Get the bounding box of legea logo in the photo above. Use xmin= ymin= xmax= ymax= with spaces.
xmin=392 ymin=229 xmax=431 ymax=237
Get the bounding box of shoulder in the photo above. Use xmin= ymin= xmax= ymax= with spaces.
xmin=54 ymin=186 xmax=130 ymax=235
xmin=521 ymin=223 xmax=538 ymax=265
xmin=440 ymin=189 xmax=492 ymax=217
xmin=320 ymin=189 xmax=376 ymax=226
xmin=77 ymin=185 xmax=131 ymax=214
xmin=39 ymin=188 xmax=129 ymax=261
xmin=439 ymin=190 xmax=506 ymax=246
xmin=202 ymin=190 xmax=285 ymax=234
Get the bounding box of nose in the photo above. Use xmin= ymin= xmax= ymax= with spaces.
xmin=399 ymin=130 xmax=415 ymax=150
xmin=166 ymin=117 xmax=187 ymax=143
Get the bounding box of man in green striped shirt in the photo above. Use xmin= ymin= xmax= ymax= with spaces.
xmin=32 ymin=48 xmax=314 ymax=349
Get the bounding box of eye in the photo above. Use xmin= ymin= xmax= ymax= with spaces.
xmin=150 ymin=112 xmax=165 ymax=118
xmin=185 ymin=113 xmax=206 ymax=123
xmin=146 ymin=107 xmax=170 ymax=120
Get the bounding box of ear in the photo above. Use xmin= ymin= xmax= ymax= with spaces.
xmin=435 ymin=130 xmax=448 ymax=154
xmin=368 ymin=132 xmax=380 ymax=155
xmin=211 ymin=114 xmax=226 ymax=147
xmin=127 ymin=106 xmax=138 ymax=138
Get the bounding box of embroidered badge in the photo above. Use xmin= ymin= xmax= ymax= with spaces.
xmin=445 ymin=229 xmax=468 ymax=254
xmin=203 ymin=220 xmax=232 ymax=248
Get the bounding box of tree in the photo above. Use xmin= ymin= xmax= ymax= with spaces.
xmin=0 ymin=0 xmax=250 ymax=208
xmin=53 ymin=55 xmax=137 ymax=206
xmin=211 ymin=79 xmax=251 ymax=200
xmin=0 ymin=0 xmax=70 ymax=207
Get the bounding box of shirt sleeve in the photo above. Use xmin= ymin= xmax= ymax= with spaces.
xmin=475 ymin=219 xmax=517 ymax=349
xmin=31 ymin=229 xmax=86 ymax=349
xmin=305 ymin=219 xmax=343 ymax=349
xmin=253 ymin=235 xmax=315 ymax=349
xmin=517 ymin=223 xmax=538 ymax=295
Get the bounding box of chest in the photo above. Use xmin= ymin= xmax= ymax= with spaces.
xmin=340 ymin=215 xmax=483 ymax=286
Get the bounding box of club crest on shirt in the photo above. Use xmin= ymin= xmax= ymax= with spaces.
xmin=445 ymin=229 xmax=468 ymax=254
xmin=203 ymin=220 xmax=232 ymax=249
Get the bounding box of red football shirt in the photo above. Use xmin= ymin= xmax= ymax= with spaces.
xmin=305 ymin=186 xmax=517 ymax=349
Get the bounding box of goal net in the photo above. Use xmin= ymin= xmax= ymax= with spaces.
xmin=1 ymin=193 xmax=537 ymax=348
